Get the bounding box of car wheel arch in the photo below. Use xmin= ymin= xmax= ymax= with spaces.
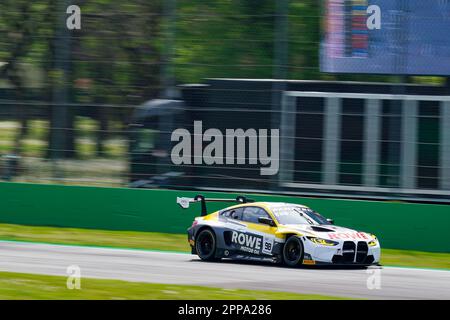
xmin=194 ymin=227 xmax=220 ymax=261
xmin=195 ymin=225 xmax=215 ymax=238
xmin=280 ymin=232 xmax=303 ymax=241
xmin=281 ymin=234 xmax=305 ymax=267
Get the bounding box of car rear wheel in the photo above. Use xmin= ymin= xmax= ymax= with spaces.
xmin=195 ymin=229 xmax=218 ymax=261
xmin=282 ymin=236 xmax=304 ymax=267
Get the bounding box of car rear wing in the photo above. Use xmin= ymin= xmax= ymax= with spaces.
xmin=176 ymin=195 xmax=254 ymax=216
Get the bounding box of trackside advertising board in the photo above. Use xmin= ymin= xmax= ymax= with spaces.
xmin=321 ymin=0 xmax=450 ymax=75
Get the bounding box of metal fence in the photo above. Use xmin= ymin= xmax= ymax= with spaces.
xmin=1 ymin=88 xmax=450 ymax=203
xmin=280 ymin=92 xmax=450 ymax=198
xmin=0 ymin=101 xmax=132 ymax=186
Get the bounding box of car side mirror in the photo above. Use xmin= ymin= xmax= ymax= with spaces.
xmin=327 ymin=218 xmax=334 ymax=225
xmin=258 ymin=217 xmax=275 ymax=227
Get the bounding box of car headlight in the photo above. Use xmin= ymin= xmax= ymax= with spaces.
xmin=368 ymin=234 xmax=378 ymax=247
xmin=307 ymin=237 xmax=339 ymax=246
xmin=368 ymin=240 xmax=378 ymax=247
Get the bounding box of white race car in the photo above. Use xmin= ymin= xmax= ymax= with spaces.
xmin=179 ymin=195 xmax=381 ymax=267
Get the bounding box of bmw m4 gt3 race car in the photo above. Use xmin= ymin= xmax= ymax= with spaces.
xmin=177 ymin=195 xmax=380 ymax=267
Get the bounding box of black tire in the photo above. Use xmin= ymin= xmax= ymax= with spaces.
xmin=195 ymin=229 xmax=218 ymax=261
xmin=282 ymin=236 xmax=304 ymax=267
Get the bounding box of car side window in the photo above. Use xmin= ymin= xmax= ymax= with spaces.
xmin=221 ymin=207 xmax=243 ymax=220
xmin=242 ymin=207 xmax=270 ymax=224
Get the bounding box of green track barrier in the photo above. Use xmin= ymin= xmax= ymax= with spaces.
xmin=0 ymin=182 xmax=449 ymax=252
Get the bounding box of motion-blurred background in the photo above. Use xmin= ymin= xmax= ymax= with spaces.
xmin=1 ymin=0 xmax=449 ymax=203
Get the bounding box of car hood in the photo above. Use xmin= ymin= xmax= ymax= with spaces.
xmin=278 ymin=224 xmax=375 ymax=241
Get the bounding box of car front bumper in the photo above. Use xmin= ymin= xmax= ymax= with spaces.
xmin=303 ymin=239 xmax=381 ymax=265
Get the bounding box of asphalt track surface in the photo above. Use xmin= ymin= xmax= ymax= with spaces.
xmin=0 ymin=241 xmax=449 ymax=299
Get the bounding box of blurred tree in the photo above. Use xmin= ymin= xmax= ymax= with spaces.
xmin=175 ymin=0 xmax=276 ymax=82
xmin=288 ymin=0 xmax=321 ymax=80
xmin=0 ymin=1 xmax=44 ymax=155
xmin=72 ymin=1 xmax=164 ymax=155
xmin=0 ymin=0 xmax=400 ymax=162
xmin=0 ymin=0 xmax=165 ymax=159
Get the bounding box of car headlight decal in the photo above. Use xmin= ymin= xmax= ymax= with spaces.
xmin=368 ymin=240 xmax=378 ymax=247
xmin=307 ymin=237 xmax=339 ymax=246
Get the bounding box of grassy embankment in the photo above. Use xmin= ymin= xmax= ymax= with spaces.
xmin=0 ymin=271 xmax=346 ymax=300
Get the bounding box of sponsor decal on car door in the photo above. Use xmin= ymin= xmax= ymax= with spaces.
xmin=230 ymin=231 xmax=263 ymax=255
xmin=240 ymin=222 xmax=276 ymax=256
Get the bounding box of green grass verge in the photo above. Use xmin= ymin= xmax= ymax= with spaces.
xmin=0 ymin=223 xmax=449 ymax=270
xmin=0 ymin=271 xmax=345 ymax=300
xmin=0 ymin=223 xmax=189 ymax=252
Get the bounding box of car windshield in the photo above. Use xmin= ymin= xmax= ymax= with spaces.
xmin=270 ymin=205 xmax=331 ymax=226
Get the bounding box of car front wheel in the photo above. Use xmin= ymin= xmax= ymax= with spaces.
xmin=195 ymin=229 xmax=218 ymax=261
xmin=282 ymin=236 xmax=304 ymax=267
